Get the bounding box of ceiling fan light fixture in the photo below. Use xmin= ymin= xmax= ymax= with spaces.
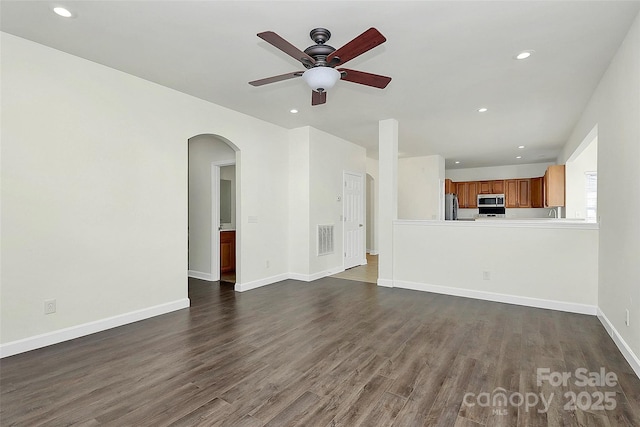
xmin=302 ymin=67 xmax=340 ymax=92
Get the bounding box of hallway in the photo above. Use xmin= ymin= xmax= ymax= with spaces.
xmin=331 ymin=253 xmax=378 ymax=284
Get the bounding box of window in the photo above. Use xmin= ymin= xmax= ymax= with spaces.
xmin=585 ymin=172 xmax=597 ymax=222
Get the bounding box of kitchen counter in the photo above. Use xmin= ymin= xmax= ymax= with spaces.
xmin=396 ymin=219 xmax=598 ymax=230
xmin=391 ymin=218 xmax=598 ymax=313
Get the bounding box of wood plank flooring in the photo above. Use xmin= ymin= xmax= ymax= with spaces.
xmin=1 ymin=277 xmax=639 ymax=426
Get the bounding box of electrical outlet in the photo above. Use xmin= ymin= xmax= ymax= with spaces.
xmin=266 ymin=260 xmax=270 ymax=268
xmin=44 ymin=299 xmax=56 ymax=315
xmin=483 ymin=271 xmax=491 ymax=280
xmin=625 ymin=309 xmax=630 ymax=327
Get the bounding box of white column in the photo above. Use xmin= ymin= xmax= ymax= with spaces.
xmin=377 ymin=119 xmax=398 ymax=287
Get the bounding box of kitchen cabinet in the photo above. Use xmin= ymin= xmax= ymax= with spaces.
xmin=544 ymin=165 xmax=565 ymax=207
xmin=455 ymin=182 xmax=468 ymax=207
xmin=444 ymin=179 xmax=455 ymax=194
xmin=220 ymin=230 xmax=236 ymax=274
xmin=505 ymin=179 xmax=518 ymax=208
xmin=451 ymin=176 xmax=549 ymax=209
xmin=506 ymin=179 xmax=531 ymax=208
xmin=467 ymin=181 xmax=478 ymax=208
xmin=455 ymin=181 xmax=478 ymax=208
xmin=478 ymin=180 xmax=505 ymax=194
xmin=492 ymin=180 xmax=505 ymax=194
xmin=517 ymin=179 xmax=531 ymax=208
xmin=530 ymin=177 xmax=544 ymax=208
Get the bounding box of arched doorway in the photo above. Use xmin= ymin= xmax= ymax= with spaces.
xmin=187 ymin=134 xmax=240 ymax=284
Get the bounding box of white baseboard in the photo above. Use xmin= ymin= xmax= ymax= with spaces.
xmin=0 ymin=298 xmax=190 ymax=358
xmin=188 ymin=270 xmax=216 ymax=281
xmin=367 ymin=250 xmax=379 ymax=255
xmin=377 ymin=278 xmax=394 ymax=288
xmin=597 ymin=308 xmax=640 ymax=378
xmin=235 ymin=273 xmax=290 ymax=292
xmin=290 ymin=267 xmax=345 ymax=283
xmin=236 ymin=266 xmax=349 ymax=292
xmin=391 ymin=280 xmax=597 ymax=315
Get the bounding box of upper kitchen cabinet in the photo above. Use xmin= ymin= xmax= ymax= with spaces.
xmin=505 ymin=180 xmax=518 ymax=208
xmin=444 ymin=179 xmax=455 ymax=194
xmin=544 ymin=165 xmax=566 ymax=207
xmin=506 ymin=179 xmax=531 ymax=208
xmin=467 ymin=181 xmax=478 ymax=208
xmin=517 ymin=179 xmax=531 ymax=208
xmin=478 ymin=180 xmax=505 ymax=194
xmin=530 ymin=177 xmax=544 ymax=208
xmin=492 ymin=180 xmax=505 ymax=194
xmin=455 ymin=182 xmax=467 ymax=207
xmin=455 ymin=181 xmax=479 ymax=208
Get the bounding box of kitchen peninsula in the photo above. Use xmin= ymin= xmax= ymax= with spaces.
xmin=386 ymin=217 xmax=598 ymax=315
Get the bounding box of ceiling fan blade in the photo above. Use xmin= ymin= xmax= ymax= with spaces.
xmin=249 ymin=71 xmax=302 ymax=86
xmin=338 ymin=69 xmax=391 ymax=89
xmin=327 ymin=28 xmax=386 ymax=67
xmin=311 ymin=90 xmax=327 ymax=106
xmin=257 ymin=31 xmax=316 ymax=66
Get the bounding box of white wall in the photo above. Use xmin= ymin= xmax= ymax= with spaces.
xmin=288 ymin=127 xmax=311 ymax=277
xmin=1 ymin=33 xmax=290 ymax=350
xmin=366 ymin=174 xmax=374 ymax=252
xmin=398 ymin=155 xmax=445 ymax=220
xmin=308 ymin=127 xmax=367 ymax=275
xmin=565 ymin=137 xmax=598 ymax=219
xmin=559 ymin=12 xmax=640 ymax=368
xmin=366 ymin=157 xmax=379 ymax=254
xmin=188 ymin=135 xmax=235 ymax=275
xmin=393 ymin=221 xmax=598 ymax=312
xmin=445 ymin=162 xmax=553 ymax=181
xmin=287 ymin=127 xmax=366 ymax=279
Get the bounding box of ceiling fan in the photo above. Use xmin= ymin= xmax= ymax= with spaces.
xmin=249 ymin=27 xmax=391 ymax=106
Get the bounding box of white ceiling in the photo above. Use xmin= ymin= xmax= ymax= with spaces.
xmin=2 ymin=1 xmax=639 ymax=168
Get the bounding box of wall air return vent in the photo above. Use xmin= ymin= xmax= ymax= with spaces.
xmin=317 ymin=224 xmax=334 ymax=256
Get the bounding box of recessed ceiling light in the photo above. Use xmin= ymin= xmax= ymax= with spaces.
xmin=455 ymin=161 xmax=461 ymax=164
xmin=515 ymin=50 xmax=534 ymax=60
xmin=518 ymin=145 xmax=525 ymax=149
xmin=477 ymin=107 xmax=488 ymax=113
xmin=289 ymin=109 xmax=298 ymax=114
xmin=53 ymin=6 xmax=74 ymax=18
xmin=516 ymin=156 xmax=522 ymax=159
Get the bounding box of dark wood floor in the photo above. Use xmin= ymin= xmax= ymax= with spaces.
xmin=1 ymin=278 xmax=639 ymax=426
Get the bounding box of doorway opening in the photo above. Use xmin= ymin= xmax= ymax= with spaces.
xmin=216 ymin=163 xmax=237 ymax=283
xmin=332 ymin=171 xmax=378 ymax=283
xmin=187 ymin=134 xmax=239 ymax=285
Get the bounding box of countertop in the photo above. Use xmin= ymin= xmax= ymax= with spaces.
xmin=395 ymin=218 xmax=598 ymax=230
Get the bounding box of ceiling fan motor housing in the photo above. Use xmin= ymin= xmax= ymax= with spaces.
xmin=304 ymin=28 xmax=336 ymax=67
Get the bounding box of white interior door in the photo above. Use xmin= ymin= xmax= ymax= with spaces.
xmin=343 ymin=172 xmax=365 ymax=270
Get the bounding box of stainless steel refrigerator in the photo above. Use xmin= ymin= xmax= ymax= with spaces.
xmin=445 ymin=193 xmax=458 ymax=220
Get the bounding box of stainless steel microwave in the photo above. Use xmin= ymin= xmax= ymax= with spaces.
xmin=477 ymin=194 xmax=505 ymax=207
